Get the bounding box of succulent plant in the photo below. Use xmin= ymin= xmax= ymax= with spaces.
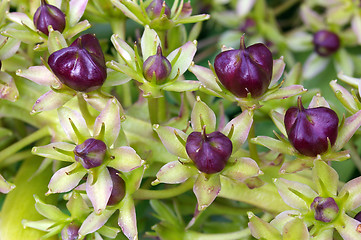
xmin=143 ymin=45 xmax=172 ymax=84
xmin=284 ymin=97 xmax=339 ymax=157
xmin=214 ymin=36 xmax=273 ymax=98
xmin=74 ymin=138 xmax=107 ymax=169
xmin=311 ymin=197 xmax=339 ymax=223
xmin=186 ymin=128 xmax=233 ymax=174
xmin=33 ymin=0 xmax=66 ymax=36
xmin=146 ymin=0 xmax=171 ymax=19
xmin=48 ymin=34 xmax=107 ymax=92
xmin=107 ymin=167 xmax=126 ymax=205
xmin=313 ymin=30 xmax=340 ymax=57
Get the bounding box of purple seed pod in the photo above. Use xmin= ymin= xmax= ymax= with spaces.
xmin=33 ymin=0 xmax=66 ymax=36
xmin=143 ymin=45 xmax=172 ymax=84
xmin=313 ymin=30 xmax=340 ymax=57
xmin=311 ymin=197 xmax=339 ymax=222
xmin=146 ymin=0 xmax=171 ymax=19
xmin=107 ymin=167 xmax=126 ymax=205
xmin=284 ymin=97 xmax=339 ymax=157
xmin=48 ymin=34 xmax=107 ymax=92
xmin=74 ymin=138 xmax=107 ymax=169
xmin=214 ymin=36 xmax=273 ymax=98
xmin=61 ymin=223 xmax=79 ymax=240
xmin=186 ymin=128 xmax=233 ymax=174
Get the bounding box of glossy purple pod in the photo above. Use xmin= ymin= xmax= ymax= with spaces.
xmin=48 ymin=34 xmax=107 ymax=92
xmin=146 ymin=0 xmax=171 ymax=19
xmin=107 ymin=167 xmax=126 ymax=205
xmin=74 ymin=138 xmax=107 ymax=169
xmin=284 ymin=97 xmax=338 ymax=157
xmin=33 ymin=0 xmax=66 ymax=36
xmin=313 ymin=30 xmax=340 ymax=57
xmin=214 ymin=36 xmax=273 ymax=98
xmin=186 ymin=130 xmax=232 ymax=174
xmin=143 ymin=45 xmax=172 ymax=84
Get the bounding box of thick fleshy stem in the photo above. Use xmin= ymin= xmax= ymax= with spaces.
xmin=0 ymin=127 xmax=49 ymax=163
xmin=133 ymin=178 xmax=194 ymax=200
xmin=148 ymin=95 xmax=167 ymax=125
xmin=219 ymin=176 xmax=290 ymax=213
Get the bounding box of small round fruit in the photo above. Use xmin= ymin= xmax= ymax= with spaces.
xmin=284 ymin=97 xmax=339 ymax=157
xmin=186 ymin=129 xmax=232 ymax=174
xmin=313 ymin=30 xmax=340 ymax=57
xmin=48 ymin=34 xmax=107 ymax=92
xmin=33 ymin=0 xmax=66 ymax=36
xmin=143 ymin=45 xmax=171 ymax=84
xmin=74 ymin=138 xmax=107 ymax=169
xmin=214 ymin=36 xmax=273 ymax=98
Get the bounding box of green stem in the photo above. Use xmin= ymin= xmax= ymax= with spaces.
xmin=77 ymin=93 xmax=94 ymax=127
xmin=248 ymin=123 xmax=260 ymax=163
xmin=219 ymin=176 xmax=290 ymax=214
xmin=0 ymin=127 xmax=49 ymax=163
xmin=148 ymin=95 xmax=167 ymax=125
xmin=110 ymin=19 xmax=126 ymax=39
xmin=185 ymin=228 xmax=250 ymax=240
xmin=148 ymin=97 xmax=159 ymax=125
xmin=133 ymin=178 xmax=194 ymax=200
xmin=121 ymin=82 xmax=132 ymax=108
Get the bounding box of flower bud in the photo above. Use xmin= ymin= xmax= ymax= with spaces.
xmin=146 ymin=0 xmax=171 ymax=19
xmin=284 ymin=97 xmax=338 ymax=157
xmin=61 ymin=223 xmax=79 ymax=240
xmin=214 ymin=36 xmax=273 ymax=98
xmin=313 ymin=30 xmax=340 ymax=57
xmin=48 ymin=34 xmax=107 ymax=92
xmin=186 ymin=128 xmax=233 ymax=174
xmin=143 ymin=45 xmax=171 ymax=84
xmin=74 ymin=138 xmax=107 ymax=169
xmin=311 ymin=197 xmax=339 ymax=222
xmin=33 ymin=0 xmax=66 ymax=36
xmin=107 ymin=167 xmax=126 ymax=205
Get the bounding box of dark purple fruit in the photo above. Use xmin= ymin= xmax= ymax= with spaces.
xmin=74 ymin=138 xmax=107 ymax=169
xmin=48 ymin=34 xmax=107 ymax=92
xmin=186 ymin=129 xmax=233 ymax=174
xmin=143 ymin=45 xmax=171 ymax=84
xmin=146 ymin=0 xmax=171 ymax=19
xmin=214 ymin=36 xmax=273 ymax=98
xmin=284 ymin=97 xmax=339 ymax=157
xmin=61 ymin=223 xmax=79 ymax=240
xmin=107 ymin=167 xmax=126 ymax=205
xmin=33 ymin=0 xmax=66 ymax=36
xmin=313 ymin=30 xmax=340 ymax=57
xmin=311 ymin=197 xmax=339 ymax=222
